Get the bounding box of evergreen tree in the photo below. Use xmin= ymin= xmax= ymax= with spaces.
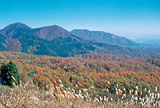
xmin=0 ymin=61 xmax=21 ymax=87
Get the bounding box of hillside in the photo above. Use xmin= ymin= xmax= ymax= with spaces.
xmin=71 ymin=29 xmax=138 ymax=47
xmin=0 ymin=52 xmax=160 ymax=107
xmin=0 ymin=22 xmax=159 ymax=58
xmin=0 ymin=52 xmax=160 ymax=87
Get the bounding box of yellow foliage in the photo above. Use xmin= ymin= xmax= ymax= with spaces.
xmin=33 ymin=74 xmax=53 ymax=90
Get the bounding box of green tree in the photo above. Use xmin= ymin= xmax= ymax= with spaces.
xmin=0 ymin=61 xmax=21 ymax=87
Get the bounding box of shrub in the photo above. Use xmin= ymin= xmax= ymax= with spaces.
xmin=33 ymin=74 xmax=53 ymax=90
xmin=69 ymin=75 xmax=78 ymax=85
xmin=103 ymin=64 xmax=110 ymax=71
xmin=109 ymin=82 xmax=117 ymax=94
xmin=28 ymin=71 xmax=37 ymax=78
xmin=0 ymin=61 xmax=21 ymax=87
xmin=77 ymin=82 xmax=84 ymax=88
xmin=62 ymin=81 xmax=72 ymax=88
xmin=94 ymin=80 xmax=106 ymax=89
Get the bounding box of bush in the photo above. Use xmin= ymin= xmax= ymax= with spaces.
xmin=94 ymin=80 xmax=106 ymax=89
xmin=0 ymin=61 xmax=21 ymax=87
xmin=33 ymin=74 xmax=53 ymax=90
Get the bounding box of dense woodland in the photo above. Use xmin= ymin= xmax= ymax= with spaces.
xmin=0 ymin=51 xmax=160 ymax=107
xmin=0 ymin=52 xmax=160 ymax=94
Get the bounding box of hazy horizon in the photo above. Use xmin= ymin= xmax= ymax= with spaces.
xmin=0 ymin=0 xmax=160 ymax=39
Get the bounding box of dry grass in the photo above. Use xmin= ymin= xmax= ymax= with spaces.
xmin=0 ymin=83 xmax=159 ymax=108
xmin=0 ymin=85 xmax=100 ymax=108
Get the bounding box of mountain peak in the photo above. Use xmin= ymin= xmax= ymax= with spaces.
xmin=33 ymin=25 xmax=71 ymax=41
xmin=4 ymin=22 xmax=31 ymax=29
xmin=35 ymin=25 xmax=68 ymax=32
xmin=14 ymin=22 xmax=25 ymax=24
xmin=0 ymin=22 xmax=31 ymax=37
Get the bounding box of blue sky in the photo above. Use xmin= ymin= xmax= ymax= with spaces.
xmin=0 ymin=0 xmax=160 ymax=39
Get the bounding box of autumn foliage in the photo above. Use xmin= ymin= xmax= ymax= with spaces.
xmin=0 ymin=51 xmax=160 ymax=95
xmin=32 ymin=74 xmax=53 ymax=90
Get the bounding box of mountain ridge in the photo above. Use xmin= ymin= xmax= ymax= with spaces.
xmin=71 ymin=29 xmax=138 ymax=47
xmin=0 ymin=22 xmax=159 ymax=58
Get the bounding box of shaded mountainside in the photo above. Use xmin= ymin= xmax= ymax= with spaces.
xmin=0 ymin=22 xmax=159 ymax=58
xmin=0 ymin=34 xmax=7 ymax=50
xmin=71 ymin=29 xmax=138 ymax=47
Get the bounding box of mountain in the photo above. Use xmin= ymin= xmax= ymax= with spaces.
xmin=0 ymin=22 xmax=31 ymax=38
xmin=0 ymin=34 xmax=7 ymax=50
xmin=0 ymin=23 xmax=105 ymax=56
xmin=0 ymin=22 xmax=159 ymax=58
xmin=71 ymin=29 xmax=138 ymax=47
xmin=32 ymin=25 xmax=72 ymax=41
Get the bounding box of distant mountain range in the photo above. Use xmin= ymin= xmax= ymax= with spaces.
xmin=0 ymin=22 xmax=159 ymax=58
xmin=71 ymin=29 xmax=139 ymax=47
xmin=135 ymin=38 xmax=160 ymax=46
